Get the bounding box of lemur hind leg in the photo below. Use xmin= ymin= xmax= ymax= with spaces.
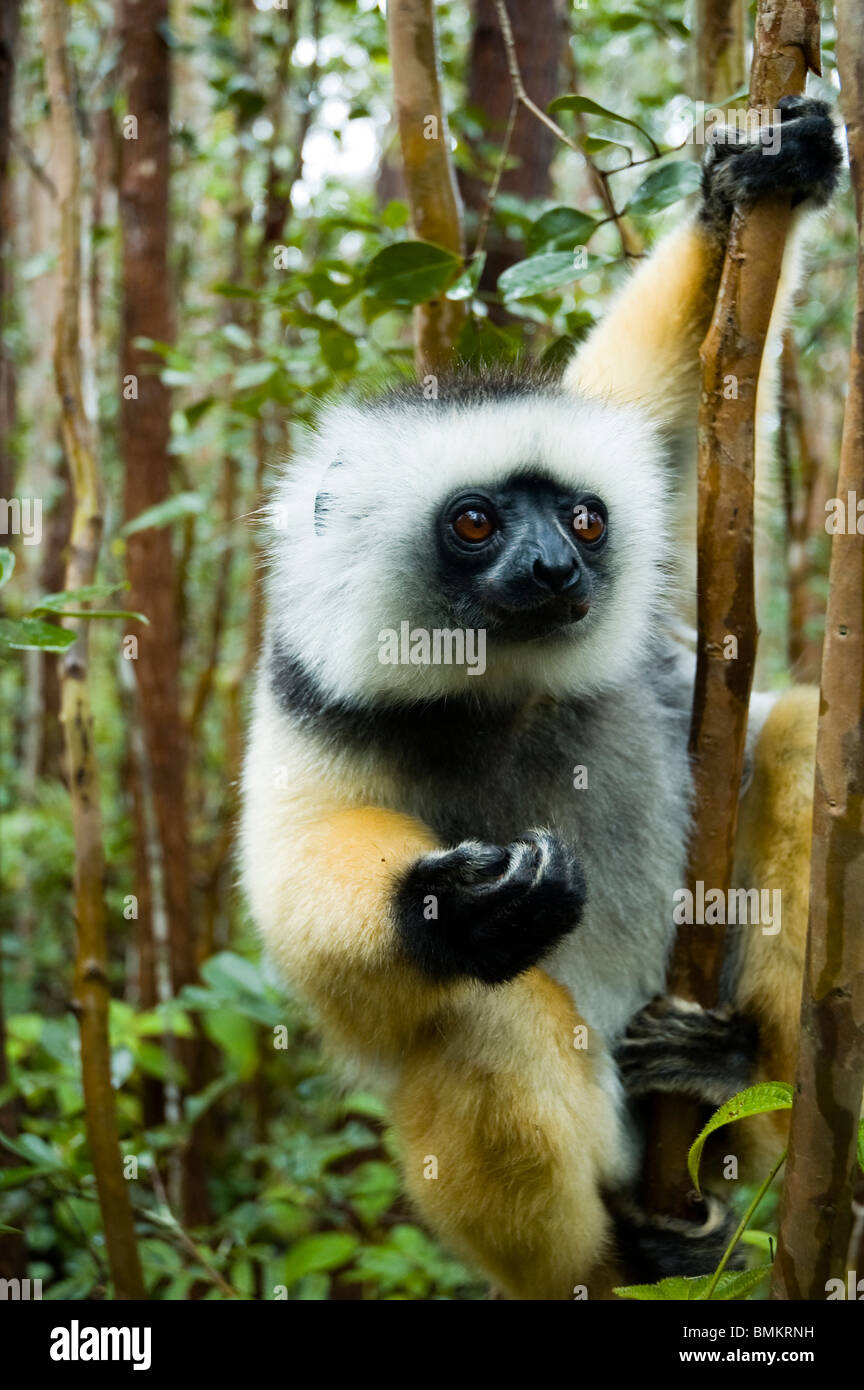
xmin=615 ymin=687 xmax=818 ymax=1181
xmin=393 ymin=969 xmax=629 ymax=1301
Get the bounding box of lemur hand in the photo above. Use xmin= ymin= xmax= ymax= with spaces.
xmin=394 ymin=831 xmax=586 ymax=985
xmin=700 ymin=95 xmax=843 ymax=234
xmin=616 ymin=995 xmax=759 ymax=1108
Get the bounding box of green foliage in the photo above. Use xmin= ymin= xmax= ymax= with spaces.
xmin=0 ymin=617 xmax=75 ymax=653
xmin=688 ymin=1084 xmax=793 ymax=1193
xmin=627 ymin=159 xmax=702 ymax=214
xmin=119 ymin=493 xmax=207 ymax=537
xmin=615 ymin=1264 xmax=772 ymax=1301
xmin=548 ymin=94 xmax=661 ymax=154
xmin=364 ymin=241 xmax=463 ymax=306
xmin=1 ymin=0 xmax=856 ymax=1305
xmin=498 ymin=251 xmax=608 ymax=300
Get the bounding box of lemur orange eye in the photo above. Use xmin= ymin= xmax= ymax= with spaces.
xmin=453 ymin=509 xmax=495 ymax=543
xmin=572 ymin=505 xmax=606 ymax=544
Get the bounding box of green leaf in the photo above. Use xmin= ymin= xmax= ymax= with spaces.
xmin=615 ymin=1265 xmax=772 ymax=1301
xmin=202 ymin=1009 xmax=257 ymax=1079
xmin=498 ymin=251 xmax=604 ymax=300
xmin=282 ymin=1232 xmax=359 ymax=1288
xmin=527 ymin=208 xmax=596 ymax=255
xmin=582 ymin=134 xmax=632 ymax=156
xmin=628 ymin=160 xmax=702 ymax=215
xmin=0 ymin=618 xmax=75 ymax=653
xmin=184 ymin=397 xmax=216 ymax=426
xmin=364 ymin=241 xmax=462 ymax=306
xmin=120 ymin=492 xmax=206 ymax=537
xmin=689 ymin=1083 xmax=793 ymax=1192
xmin=32 ymin=583 xmax=131 ymax=611
xmin=30 ymin=584 xmax=147 ymax=624
xmin=233 ymin=360 xmax=278 ymax=391
xmin=858 ymin=1116 xmax=864 ymax=1175
xmin=381 ymin=199 xmax=410 ymax=230
xmin=211 ymin=281 xmax=261 ymax=300
xmin=704 ymin=1264 xmax=774 ymax=1301
xmin=446 ymin=252 xmax=486 ymax=302
xmin=220 ymin=323 xmax=253 ymax=351
xmin=549 ymin=95 xmax=658 ymax=150
xmin=0 ymin=548 xmax=14 ymax=588
xmin=200 ymin=951 xmax=266 ymax=999
xmin=607 ymin=12 xmax=648 ymax=31
xmin=0 ymin=1131 xmax=66 ymax=1170
xmin=32 ymin=609 xmax=149 ymax=623
xmin=319 ymin=327 xmax=359 ymax=374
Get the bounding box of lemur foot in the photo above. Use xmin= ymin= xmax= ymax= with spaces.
xmin=612 ymin=1193 xmax=745 ymax=1284
xmin=616 ymin=996 xmax=759 ymax=1107
xmin=700 ymin=96 xmax=843 ymax=234
xmin=394 ymin=831 xmax=585 ymax=985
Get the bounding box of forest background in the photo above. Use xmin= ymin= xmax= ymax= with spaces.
xmin=0 ymin=0 xmax=858 ymax=1300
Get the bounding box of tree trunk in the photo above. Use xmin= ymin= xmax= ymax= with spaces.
xmin=0 ymin=0 xmax=21 ymax=503
xmin=42 ymin=0 xmax=144 ymax=1300
xmin=118 ymin=0 xmax=208 ymax=1226
xmin=642 ymin=0 xmax=823 ymax=1218
xmin=387 ymin=0 xmax=465 ymax=375
xmin=771 ymin=0 xmax=864 ymax=1298
xmin=460 ymin=0 xmax=563 ymax=309
xmin=690 ymin=0 xmax=747 ymax=103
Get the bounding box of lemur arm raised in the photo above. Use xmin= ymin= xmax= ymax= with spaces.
xmin=564 ymin=98 xmax=841 ymax=428
xmin=564 ymin=218 xmax=725 ymax=426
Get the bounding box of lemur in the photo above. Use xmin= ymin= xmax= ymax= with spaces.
xmin=241 ymin=98 xmax=842 ymax=1299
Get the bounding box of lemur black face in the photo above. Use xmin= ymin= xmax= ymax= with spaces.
xmin=437 ymin=475 xmax=609 ymax=640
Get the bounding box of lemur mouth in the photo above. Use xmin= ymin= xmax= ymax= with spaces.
xmin=485 ymin=598 xmax=591 ymax=642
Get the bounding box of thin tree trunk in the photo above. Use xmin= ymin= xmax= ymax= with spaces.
xmin=690 ymin=0 xmax=747 ymax=103
xmin=127 ymin=735 xmax=164 ymax=1129
xmin=643 ymin=0 xmax=823 ymax=1217
xmin=36 ymin=449 xmax=72 ymax=778
xmin=460 ymin=0 xmax=563 ymax=311
xmin=771 ymin=0 xmax=864 ymax=1298
xmin=42 ymin=0 xmax=144 ymax=1300
xmin=0 ymin=0 xmax=21 ymax=502
xmin=0 ymin=951 xmax=25 ymax=1282
xmin=388 ymin=0 xmax=466 ymax=375
xmin=117 ymin=0 xmax=208 ymax=1226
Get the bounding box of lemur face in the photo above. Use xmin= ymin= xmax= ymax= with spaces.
xmin=437 ymin=474 xmax=610 ymax=642
xmin=267 ymin=386 xmax=669 ymax=701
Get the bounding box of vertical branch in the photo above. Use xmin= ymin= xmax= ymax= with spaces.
xmin=771 ymin=0 xmax=864 ymax=1298
xmin=0 ymin=0 xmax=21 ymax=503
xmin=643 ymin=0 xmax=822 ymax=1216
xmin=118 ymin=0 xmax=208 ymax=1225
xmin=690 ymin=0 xmax=747 ymax=103
xmin=41 ymin=0 xmax=144 ymax=1301
xmin=460 ymin=0 xmax=563 ymax=308
xmin=387 ymin=0 xmax=466 ymax=375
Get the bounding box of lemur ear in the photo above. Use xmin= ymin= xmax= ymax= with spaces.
xmin=313 ymin=458 xmax=345 ymax=535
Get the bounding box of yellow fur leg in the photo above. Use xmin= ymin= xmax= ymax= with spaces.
xmin=394 ymin=970 xmax=627 ymax=1300
xmin=733 ymin=685 xmax=818 ymax=1166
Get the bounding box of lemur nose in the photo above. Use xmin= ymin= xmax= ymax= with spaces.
xmin=532 ymin=555 xmax=579 ymax=593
